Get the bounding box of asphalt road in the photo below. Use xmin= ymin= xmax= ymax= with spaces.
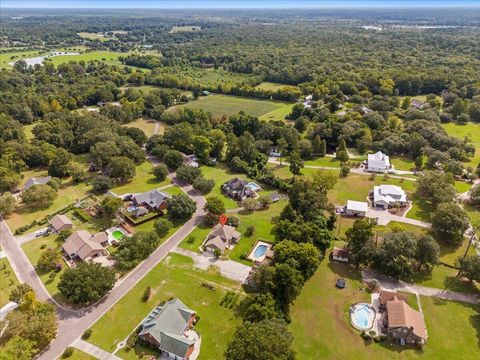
xmin=1 ymin=174 xmax=206 ymax=360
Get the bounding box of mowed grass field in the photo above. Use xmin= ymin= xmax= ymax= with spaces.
xmin=168 ymin=94 xmax=295 ymax=120
xmin=46 ymin=50 xmax=129 ymax=67
xmin=121 ymin=117 xmax=165 ymax=137
xmin=442 ymin=122 xmax=480 ymax=168
xmin=0 ymin=49 xmax=48 ymax=68
xmin=87 ymin=253 xmax=242 ymax=360
xmin=254 ymin=81 xmax=299 ymax=91
xmin=289 ymin=259 xmax=480 ymax=360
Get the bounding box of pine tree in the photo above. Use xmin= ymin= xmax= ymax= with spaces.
xmin=319 ymin=139 xmax=327 ymax=157
xmin=337 ymin=139 xmax=347 ymax=153
xmin=313 ymin=135 xmax=321 ymax=155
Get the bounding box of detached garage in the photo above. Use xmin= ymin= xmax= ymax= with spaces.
xmin=345 ymin=200 xmax=368 ymax=217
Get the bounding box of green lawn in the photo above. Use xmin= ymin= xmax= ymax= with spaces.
xmin=168 ymin=93 xmax=294 ymax=120
xmin=0 ymin=49 xmax=49 ymax=68
xmin=228 ymin=201 xmax=285 ymax=265
xmin=0 ymin=258 xmax=19 ymax=307
xmin=121 ymin=117 xmax=165 ymax=137
xmin=304 ymin=157 xmax=342 ymax=168
xmin=200 ymin=164 xmax=246 ymax=210
xmin=68 ymin=348 xmax=97 ymax=360
xmin=46 ymin=50 xmax=130 ymax=67
xmin=7 ymin=170 xmax=91 ymax=231
xmin=289 ymin=259 xmax=480 ymax=360
xmin=390 ymin=156 xmax=416 ymax=171
xmin=87 ymin=253 xmax=242 ymax=360
xmin=111 ymin=162 xmax=172 ymax=195
xmin=442 ymin=122 xmax=480 ymax=168
xmin=77 ymin=32 xmax=114 ymax=41
xmin=254 ymin=81 xmax=299 ymax=91
xmin=21 ymin=234 xmax=68 ymax=303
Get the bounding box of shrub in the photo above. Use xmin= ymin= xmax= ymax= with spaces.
xmin=186 ymin=235 xmax=195 ymax=244
xmin=125 ymin=333 xmax=139 ymax=351
xmin=62 ymin=348 xmax=73 ymax=358
xmin=213 ymin=249 xmax=221 ymax=259
xmin=228 ymin=216 xmax=239 ymax=227
xmin=142 ymin=286 xmax=152 ymax=302
xmin=81 ymin=329 xmax=92 ymax=340
xmin=193 ymin=177 xmax=215 ymax=194
xmin=245 ymin=225 xmax=256 ymax=237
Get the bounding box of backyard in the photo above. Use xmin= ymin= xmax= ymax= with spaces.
xmin=86 ymin=253 xmax=242 ymax=360
xmin=289 ymin=259 xmax=480 ymax=360
xmin=121 ymin=117 xmax=165 ymax=137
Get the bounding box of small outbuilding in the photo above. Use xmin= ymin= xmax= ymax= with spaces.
xmin=345 ymin=200 xmax=368 ymax=217
xmin=49 ymin=214 xmax=73 ymax=233
xmin=330 ymin=247 xmax=350 ymax=263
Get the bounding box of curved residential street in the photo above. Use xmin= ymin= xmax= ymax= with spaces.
xmin=1 ymin=174 xmax=206 ymax=360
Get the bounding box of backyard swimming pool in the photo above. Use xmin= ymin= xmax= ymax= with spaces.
xmin=350 ymin=302 xmax=375 ymax=330
xmin=112 ymin=230 xmax=124 ymax=240
xmin=247 ymin=240 xmax=273 ymax=263
xmin=253 ymin=244 xmax=268 ymax=258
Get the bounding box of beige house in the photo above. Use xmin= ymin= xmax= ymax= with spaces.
xmin=49 ymin=214 xmax=73 ymax=232
xmin=204 ymin=224 xmax=241 ymax=253
xmin=62 ymin=230 xmax=109 ymax=261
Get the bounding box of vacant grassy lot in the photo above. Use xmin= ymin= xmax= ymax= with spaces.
xmin=110 ymin=162 xmax=172 ymax=195
xmin=170 ymin=26 xmax=201 ymax=33
xmin=77 ymin=32 xmax=113 ymax=41
xmin=442 ymin=122 xmax=480 ymax=168
xmin=169 ymin=94 xmax=294 ymax=120
xmin=254 ymin=81 xmax=299 ymax=91
xmin=390 ymin=156 xmax=416 ymax=171
xmin=289 ymin=259 xmax=480 ymax=360
xmin=46 ymin=50 xmax=129 ymax=67
xmin=87 ymin=253 xmax=242 ymax=360
xmin=121 ymin=117 xmax=164 ymax=137
xmin=0 ymin=258 xmax=19 ymax=307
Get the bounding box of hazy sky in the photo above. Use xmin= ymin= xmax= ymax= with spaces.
xmin=3 ymin=0 xmax=479 ymax=9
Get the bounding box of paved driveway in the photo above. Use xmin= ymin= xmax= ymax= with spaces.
xmin=366 ymin=208 xmax=431 ymax=228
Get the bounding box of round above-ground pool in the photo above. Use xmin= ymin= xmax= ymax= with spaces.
xmin=350 ymin=302 xmax=375 ymax=331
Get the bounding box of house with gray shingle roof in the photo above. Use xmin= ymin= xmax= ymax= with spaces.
xmin=132 ymin=189 xmax=170 ymax=211
xmin=139 ymin=299 xmax=197 ymax=360
xmin=203 ymin=224 xmax=241 ymax=253
xmin=23 ymin=176 xmax=52 ymax=191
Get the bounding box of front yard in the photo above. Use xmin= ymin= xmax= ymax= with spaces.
xmin=87 ymin=253 xmax=242 ymax=360
xmin=0 ymin=257 xmax=19 ymax=307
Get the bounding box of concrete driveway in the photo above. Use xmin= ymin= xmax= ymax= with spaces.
xmin=172 ymin=247 xmax=252 ymax=283
xmin=366 ymin=208 xmax=431 ymax=228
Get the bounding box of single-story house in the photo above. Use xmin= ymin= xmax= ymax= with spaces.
xmin=330 ymin=247 xmax=350 ymax=263
xmin=384 ymin=296 xmax=428 ymax=345
xmin=223 ymin=178 xmax=254 ymax=201
xmin=132 ymin=206 xmax=149 ymax=218
xmin=269 ymin=192 xmax=281 ymax=203
xmin=139 ymin=298 xmax=197 ymax=360
xmin=49 ymin=214 xmax=73 ymax=233
xmin=378 ymin=290 xmax=409 ymax=312
xmin=23 ymin=176 xmax=52 ymax=191
xmin=204 ymin=224 xmax=241 ymax=253
xmin=367 ymin=151 xmax=394 ymax=173
xmin=62 ymin=230 xmax=109 ymax=261
xmin=345 ymin=200 xmax=368 ymax=217
xmin=373 ymin=185 xmax=407 ymax=209
xmin=132 ymin=189 xmax=169 ymax=211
